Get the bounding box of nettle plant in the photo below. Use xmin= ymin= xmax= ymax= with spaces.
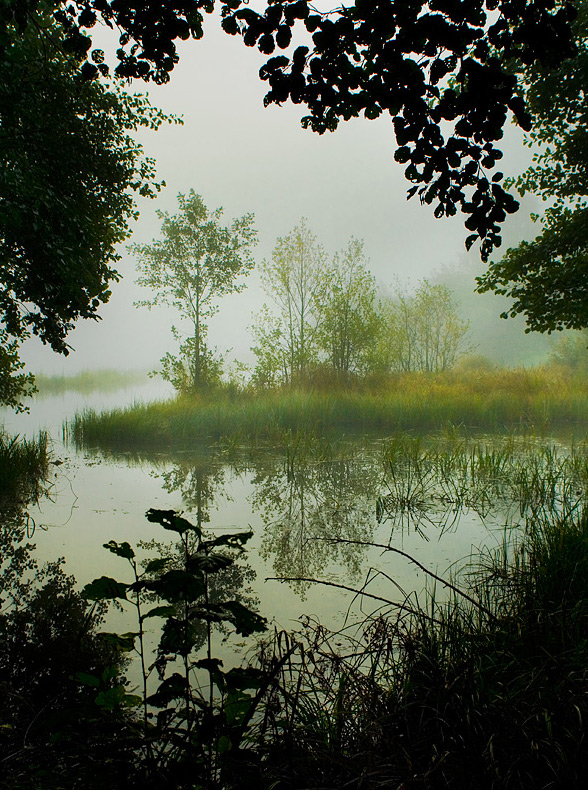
xmin=81 ymin=508 xmax=269 ymax=787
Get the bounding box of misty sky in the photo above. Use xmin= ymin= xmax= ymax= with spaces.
xmin=21 ymin=15 xmax=535 ymax=375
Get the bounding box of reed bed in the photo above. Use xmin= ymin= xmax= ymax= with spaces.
xmin=68 ymin=367 xmax=588 ymax=449
xmin=0 ymin=431 xmax=50 ymax=512
xmin=255 ymin=505 xmax=588 ymax=789
xmin=377 ymin=433 xmax=588 ymax=532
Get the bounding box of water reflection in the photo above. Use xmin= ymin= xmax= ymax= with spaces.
xmin=250 ymin=451 xmax=379 ymax=594
xmin=155 ymin=455 xmax=230 ymax=526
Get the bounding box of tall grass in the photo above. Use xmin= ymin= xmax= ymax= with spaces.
xmin=256 ymin=505 xmax=588 ymax=788
xmin=0 ymin=431 xmax=50 ymax=513
xmin=69 ymin=366 xmax=588 ymax=449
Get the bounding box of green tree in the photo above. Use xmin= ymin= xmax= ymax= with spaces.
xmin=477 ymin=1 xmax=588 ymax=333
xmin=376 ymin=280 xmax=471 ymax=373
xmin=251 ymin=219 xmax=326 ymax=386
xmin=133 ymin=191 xmax=257 ymax=392
xmin=315 ymin=238 xmax=380 ymax=377
xmin=0 ymin=2 xmax=172 ymax=406
xmin=548 ymin=329 xmax=588 ymax=374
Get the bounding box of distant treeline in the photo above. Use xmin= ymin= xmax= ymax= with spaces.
xmin=33 ymin=369 xmax=148 ymax=397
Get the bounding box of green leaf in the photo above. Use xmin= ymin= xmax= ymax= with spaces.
xmin=159 ymin=617 xmax=200 ymax=656
xmin=98 ymin=632 xmax=138 ymax=652
xmin=82 ymin=576 xmax=128 ymax=601
xmin=188 ymin=552 xmax=233 ymax=574
xmin=144 ymin=557 xmax=170 ymax=573
xmin=146 ymin=673 xmax=187 ymax=708
xmin=146 ymin=508 xmax=202 ymax=535
xmin=224 ymin=689 xmax=254 ymax=725
xmin=75 ymin=671 xmax=101 ymax=688
xmin=194 ymin=657 xmax=225 ymax=688
xmin=204 ymin=530 xmax=253 ymax=551
xmin=141 ymin=604 xmax=176 ymax=620
xmin=95 ymin=685 xmax=142 ymax=710
xmin=103 ymin=540 xmax=135 ymax=559
xmin=223 ymin=601 xmax=267 ymax=636
xmin=157 ymin=569 xmax=206 ymax=602
xmin=224 ymin=666 xmax=266 ymax=691
xmin=194 ymin=657 xmax=224 ymax=673
xmin=216 ymin=734 xmax=232 ymax=754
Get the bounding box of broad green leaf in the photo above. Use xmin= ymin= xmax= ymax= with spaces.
xmin=75 ymin=671 xmax=100 ymax=688
xmin=224 ymin=666 xmax=266 ymax=691
xmin=146 ymin=508 xmax=201 ymax=535
xmin=223 ymin=601 xmax=267 ymax=636
xmin=216 ymin=735 xmax=232 ymax=754
xmin=157 ymin=569 xmax=206 ymax=602
xmin=82 ymin=576 xmax=128 ymax=601
xmin=188 ymin=552 xmax=233 ymax=574
xmin=224 ymin=689 xmax=254 ymax=725
xmin=146 ymin=673 xmax=187 ymax=708
xmin=103 ymin=540 xmax=135 ymax=559
xmin=204 ymin=530 xmax=253 ymax=551
xmin=98 ymin=631 xmax=138 ymax=651
xmin=95 ymin=685 xmax=142 ymax=710
xmin=144 ymin=557 xmax=170 ymax=573
xmin=159 ymin=617 xmax=200 ymax=656
xmin=193 ymin=657 xmax=225 ymax=687
xmin=193 ymin=657 xmax=224 ymax=673
xmin=141 ymin=604 xmax=176 ymax=621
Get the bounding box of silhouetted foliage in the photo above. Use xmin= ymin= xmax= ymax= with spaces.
xmin=477 ymin=1 xmax=588 ymax=332
xmin=5 ymin=0 xmax=579 ymax=260
xmin=0 ymin=2 xmax=174 ymax=405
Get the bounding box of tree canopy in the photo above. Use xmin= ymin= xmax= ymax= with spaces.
xmin=251 ymin=223 xmax=470 ymax=385
xmin=0 ymin=2 xmax=174 ymax=405
xmin=6 ymin=0 xmax=579 ymax=261
xmin=1 ymin=7 xmax=171 ymax=354
xmin=477 ymin=0 xmax=588 ymax=333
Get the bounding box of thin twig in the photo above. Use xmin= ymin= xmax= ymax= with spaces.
xmin=323 ymin=537 xmax=495 ymax=619
xmin=265 ymin=576 xmax=444 ymax=626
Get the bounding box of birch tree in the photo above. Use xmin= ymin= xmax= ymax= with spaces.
xmin=132 ymin=191 xmax=257 ymax=391
xmin=377 ymin=281 xmax=471 ymax=373
xmin=252 ymin=220 xmax=327 ymax=385
xmin=315 ymin=239 xmax=379 ymax=376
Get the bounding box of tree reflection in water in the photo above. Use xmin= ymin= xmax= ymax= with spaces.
xmin=147 ymin=454 xmax=257 ymax=648
xmin=251 ymin=448 xmax=380 ymax=595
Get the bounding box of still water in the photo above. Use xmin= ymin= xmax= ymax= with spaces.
xmin=2 ymin=382 xmax=534 ymax=637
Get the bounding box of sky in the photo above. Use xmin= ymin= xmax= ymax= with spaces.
xmin=20 ymin=13 xmax=535 ymax=375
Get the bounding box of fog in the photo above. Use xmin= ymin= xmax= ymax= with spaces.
xmin=21 ymin=16 xmax=536 ymax=375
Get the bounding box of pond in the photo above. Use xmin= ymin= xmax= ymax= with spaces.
xmin=4 ymin=382 xmax=583 ymax=647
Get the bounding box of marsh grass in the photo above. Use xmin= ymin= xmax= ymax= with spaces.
xmin=69 ymin=367 xmax=588 ymax=449
xmin=0 ymin=431 xmax=50 ymax=513
xmin=256 ymin=505 xmax=588 ymax=789
xmin=375 ymin=433 xmax=588 ymax=539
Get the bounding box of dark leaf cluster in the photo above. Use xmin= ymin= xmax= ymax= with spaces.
xmin=222 ymin=0 xmax=577 ymax=259
xmin=477 ymin=1 xmax=588 ymax=331
xmin=0 ymin=5 xmax=172 ymax=363
xmin=6 ymin=1 xmax=580 ymax=261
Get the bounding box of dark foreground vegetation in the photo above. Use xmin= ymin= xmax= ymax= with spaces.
xmin=4 ymin=430 xmax=588 ymax=789
xmin=71 ymin=364 xmax=588 ymax=449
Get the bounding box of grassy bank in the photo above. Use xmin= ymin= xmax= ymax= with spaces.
xmin=69 ymin=367 xmax=588 ymax=448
